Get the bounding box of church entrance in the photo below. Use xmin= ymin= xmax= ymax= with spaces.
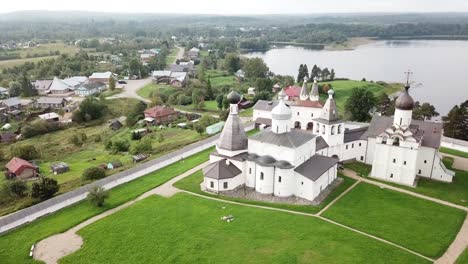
xmin=306 ymin=122 xmax=313 ymax=131
xmin=294 ymin=121 xmax=301 ymax=129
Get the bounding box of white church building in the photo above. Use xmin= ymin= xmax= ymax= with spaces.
xmin=252 ymin=78 xmax=454 ymax=187
xmin=203 ymin=90 xmax=339 ymax=202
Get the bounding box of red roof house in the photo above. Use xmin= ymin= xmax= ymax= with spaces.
xmin=283 ymin=86 xmax=301 ymax=100
xmin=5 ymin=157 xmax=38 ymax=180
xmin=144 ymin=106 xmax=178 ymax=125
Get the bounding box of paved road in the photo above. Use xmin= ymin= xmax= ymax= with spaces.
xmin=107 ymin=78 xmax=152 ymax=103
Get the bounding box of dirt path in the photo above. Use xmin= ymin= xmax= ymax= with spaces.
xmin=107 ymin=78 xmax=152 ymax=103
xmin=32 ymin=162 xmax=209 ymax=264
xmin=173 ymin=46 xmax=184 ymax=64
xmin=441 ymin=153 xmax=468 ymax=171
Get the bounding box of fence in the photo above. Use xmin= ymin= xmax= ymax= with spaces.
xmin=441 ymin=136 xmax=468 ymax=153
xmin=0 ymin=124 xmax=254 ymax=234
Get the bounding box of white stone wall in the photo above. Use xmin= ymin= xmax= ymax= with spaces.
xmin=204 ymin=174 xmax=244 ymax=193
xmin=246 ymin=161 xmax=256 ymax=188
xmin=393 ymin=109 xmax=412 ymax=127
xmin=289 ymin=106 xmax=322 ymax=130
xmin=254 ymin=165 xmax=275 ymax=194
xmin=273 ymin=168 xmax=295 ymax=197
xmin=415 ymin=146 xmax=436 ymax=178
xmin=253 ymin=109 xmax=271 ymax=120
xmin=431 ymin=153 xmax=454 ymax=182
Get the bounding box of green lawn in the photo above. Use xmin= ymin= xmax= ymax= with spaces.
xmin=344 ymin=161 xmax=371 ymax=177
xmin=440 ymin=147 xmax=468 ymax=158
xmin=61 ymin=193 xmax=428 ymax=264
xmin=174 ymin=100 xmax=221 ymax=114
xmin=322 ymin=183 xmax=467 ymax=258
xmin=165 ymin=47 xmax=179 ymax=64
xmin=240 ymin=107 xmax=253 ymax=117
xmin=318 ymin=80 xmax=402 ymax=114
xmin=456 ymin=248 xmax=468 ymax=264
xmin=174 ymin=170 xmax=356 ymax=214
xmin=0 ymin=147 xmax=214 ymax=264
xmin=136 ymin=83 xmax=173 ymax=99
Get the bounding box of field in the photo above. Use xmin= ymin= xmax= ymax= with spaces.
xmin=61 ymin=193 xmax=428 ymax=264
xmin=345 ymin=159 xmax=468 ymax=207
xmin=0 ymin=42 xmax=80 ymax=70
xmin=440 ymin=147 xmax=468 ymax=158
xmin=136 ymin=83 xmax=173 ymax=99
xmin=322 ymin=183 xmax=466 ymax=258
xmin=319 ymin=80 xmax=402 ymax=114
xmin=0 ymin=147 xmax=214 ymax=264
xmin=174 ymin=170 xmax=356 ymax=214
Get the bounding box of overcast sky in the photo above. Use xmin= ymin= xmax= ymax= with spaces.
xmin=2 ymin=0 xmax=468 ymax=14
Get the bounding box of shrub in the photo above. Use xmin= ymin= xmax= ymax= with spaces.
xmin=69 ymin=134 xmax=83 ymax=147
xmin=87 ymin=186 xmax=109 ymax=207
xmin=31 ymin=177 xmax=59 ymax=200
xmin=130 ymin=136 xmax=153 ymax=154
xmin=10 ymin=144 xmax=39 ymax=160
xmin=111 ymin=139 xmax=130 ymax=153
xmin=82 ymin=167 xmax=106 ymax=181
xmin=22 ymin=119 xmax=62 ymax=138
xmin=6 ymin=180 xmax=28 ymax=198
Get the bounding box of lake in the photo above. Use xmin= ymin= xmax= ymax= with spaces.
xmin=244 ymin=40 xmax=468 ymax=116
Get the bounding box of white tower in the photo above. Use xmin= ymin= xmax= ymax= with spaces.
xmin=315 ymin=89 xmax=344 ymax=146
xmin=309 ymin=77 xmax=320 ymax=101
xmin=299 ymin=77 xmax=309 ymax=101
xmin=393 ymin=85 xmax=414 ymax=127
xmin=271 ymin=99 xmax=292 ymax=134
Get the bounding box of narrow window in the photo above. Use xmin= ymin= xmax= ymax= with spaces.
xmin=278 ymin=176 xmax=282 ymax=183
xmin=352 ymin=143 xmax=354 ymax=148
xmin=260 ymin=172 xmax=264 ymax=180
xmin=390 ymin=173 xmax=394 ymax=178
xmin=249 ymin=168 xmax=252 ymax=174
xmin=424 ymin=160 xmax=427 ymax=164
xmin=223 ymin=182 xmax=228 ymax=189
xmin=346 ymin=145 xmax=348 ymax=150
xmin=393 ymin=158 xmax=396 ymax=163
xmin=418 ymin=169 xmax=422 ymax=174
xmin=359 ymin=143 xmax=362 ymax=147
xmin=301 ymin=181 xmax=304 ymax=185
xmin=311 ymin=113 xmax=313 ymax=117
xmin=297 ymin=112 xmax=299 ymax=116
xmin=360 ymin=156 xmax=364 ymax=161
xmin=403 ymin=161 xmax=407 ymax=165
xmin=210 ymin=181 xmax=214 ymax=188
xmin=400 ymin=118 xmax=402 ymax=125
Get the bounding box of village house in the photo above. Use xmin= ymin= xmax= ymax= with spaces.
xmin=63 ymin=76 xmax=88 ymax=88
xmin=32 ymin=80 xmax=53 ymax=95
xmin=187 ymin=47 xmax=200 ymax=59
xmin=152 ymin=71 xmax=188 ymax=87
xmin=170 ymin=61 xmax=196 ymax=76
xmin=144 ymin=106 xmax=178 ymax=125
xmin=89 ymin=72 xmax=115 ymax=83
xmin=48 ymin=77 xmax=74 ymax=94
xmin=34 ymin=97 xmax=68 ymax=109
xmin=0 ymin=132 xmax=17 ymax=144
xmin=74 ymin=81 xmax=107 ymax=96
xmin=0 ymin=97 xmax=22 ymax=112
xmin=0 ymin=87 xmax=9 ymax=98
xmin=38 ymin=112 xmax=60 ymax=122
xmin=5 ymin=157 xmax=39 ymax=180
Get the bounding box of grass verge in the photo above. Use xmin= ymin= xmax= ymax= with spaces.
xmin=440 ymin=147 xmax=468 ymax=158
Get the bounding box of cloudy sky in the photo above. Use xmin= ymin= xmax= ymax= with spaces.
xmin=1 ymin=0 xmax=468 ymax=14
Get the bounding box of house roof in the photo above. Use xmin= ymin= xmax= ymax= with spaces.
xmin=294 ymin=155 xmax=338 ymax=182
xmin=203 ymin=159 xmax=242 ymax=180
xmin=36 ymin=97 xmax=66 ymax=104
xmin=170 ymin=63 xmax=192 ymax=72
xmin=249 ymin=129 xmax=316 ymax=148
xmin=144 ymin=106 xmax=177 ymax=118
xmin=80 ymin=81 xmax=106 ymax=90
xmin=63 ymin=76 xmax=88 ymax=87
xmin=316 ymin=136 xmax=329 ymax=151
xmin=0 ymin=87 xmax=7 ymax=93
xmin=360 ymin=115 xmax=444 ymax=148
xmin=254 ymin=117 xmax=272 ymax=126
xmin=344 ymin=127 xmax=368 ymax=143
xmin=289 ymin=100 xmax=323 ymax=108
xmin=1 ymin=97 xmax=21 ymax=107
xmin=6 ymin=157 xmax=37 ymax=174
xmin=210 ymin=151 xmax=248 ymax=162
xmin=253 ymin=100 xmax=278 ymax=111
xmin=49 ymin=77 xmax=71 ymax=91
xmin=39 ymin=112 xmax=60 ymax=120
xmin=284 ymin=86 xmax=301 ymax=98
xmin=217 ymin=107 xmax=248 ymax=151
xmin=152 ymin=70 xmax=172 ymax=77
xmin=33 ymin=80 xmax=53 ymax=90
xmin=89 ymin=71 xmax=113 ymax=79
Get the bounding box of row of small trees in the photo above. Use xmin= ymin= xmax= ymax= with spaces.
xmin=297 ymin=64 xmax=335 ymax=83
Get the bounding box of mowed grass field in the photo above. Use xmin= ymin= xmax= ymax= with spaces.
xmin=61 ymin=193 xmax=428 ymax=264
xmin=322 ymin=183 xmax=466 ymax=258
xmin=0 ymin=147 xmax=214 ymax=264
xmin=174 ymin=170 xmax=356 ymax=214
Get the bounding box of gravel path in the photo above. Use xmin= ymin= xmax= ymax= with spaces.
xmin=33 ymin=162 xmax=209 ymax=264
xmin=107 ymin=78 xmax=152 ymax=103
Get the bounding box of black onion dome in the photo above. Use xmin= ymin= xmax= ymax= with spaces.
xmin=227 ymin=90 xmax=241 ymax=104
xmin=395 ymin=86 xmax=415 ymax=110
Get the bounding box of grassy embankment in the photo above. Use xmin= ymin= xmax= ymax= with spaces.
xmin=440 ymin=147 xmax=468 ymax=158
xmin=61 ymin=193 xmax=429 ymax=264
xmin=0 ymin=147 xmax=214 ymax=264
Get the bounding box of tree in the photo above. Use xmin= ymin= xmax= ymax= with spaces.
xmin=82 ymin=167 xmax=106 ymax=181
xmin=72 ymin=97 xmax=107 ymax=123
xmin=330 ymin=69 xmax=336 ymax=81
xmin=310 ymin=64 xmax=320 ymax=80
xmin=224 ymin=53 xmax=241 ymax=74
xmin=69 ymin=134 xmax=83 ymax=147
xmin=87 ymin=186 xmax=109 ymax=207
xmin=345 ymin=88 xmax=377 ymax=122
xmin=108 ymin=77 xmax=116 ymax=91
xmin=302 ymin=64 xmax=309 ymax=80
xmin=6 ymin=180 xmax=28 ymax=198
xmin=130 ymin=136 xmax=153 ymax=154
xmin=242 ymin=58 xmax=269 ymax=79
xmin=192 ymin=89 xmax=204 ymax=110
xmin=31 ymin=177 xmax=59 ymax=200
xmin=443 ymin=101 xmax=468 ymax=140
xmin=216 ymin=94 xmax=224 ymax=110
xmin=297 ymin=64 xmax=304 ymax=83
xmin=198 ymin=64 xmax=206 ymax=82
xmin=375 ymin=92 xmax=394 ymax=116
xmin=19 ymin=74 xmax=36 ymax=97
xmin=110 ymin=139 xmax=130 ymax=153
xmin=10 ymin=144 xmax=39 ymax=160
xmin=321 ymin=68 xmax=330 ymax=81
xmin=8 ymin=81 xmax=21 ymax=97
xmin=194 ymin=124 xmax=205 ymax=135
xmin=126 ymin=101 xmax=147 ymax=127
xmin=150 ymin=96 xmax=163 ymax=107
xmin=205 ymin=78 xmax=214 ymax=100
xmin=413 ymin=102 xmax=439 ymax=120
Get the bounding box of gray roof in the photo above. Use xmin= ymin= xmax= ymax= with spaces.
xmin=253 ymin=100 xmax=278 ymax=111
xmin=318 ymin=93 xmax=339 ymax=122
xmin=360 ymin=115 xmax=443 ymax=148
xmin=246 ymin=153 xmax=294 ymax=169
xmin=254 ymin=117 xmax=272 ymax=126
xmin=0 ymin=87 xmax=7 ymax=93
xmin=210 ymin=151 xmax=248 ymax=162
xmin=80 ymin=81 xmax=106 ymax=90
xmin=217 ymin=110 xmax=248 ymax=151
xmin=49 ymin=77 xmax=71 ymax=91
xmin=395 ymin=86 xmax=415 ymax=110
xmin=1 ymin=97 xmax=21 ymax=107
xmin=344 ymin=127 xmax=369 ymax=143
xmin=312 ymin=118 xmax=342 ymax=125
xmin=294 ymin=155 xmax=338 ymax=181
xmin=33 ymin=80 xmax=53 ymax=90
xmin=316 ymin=136 xmax=329 ymax=151
xmin=249 ymin=129 xmax=316 ymax=148
xmin=203 ymin=159 xmax=242 ymax=180
xmin=36 ymin=97 xmax=66 ymax=104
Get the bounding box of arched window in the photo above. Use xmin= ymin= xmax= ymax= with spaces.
xmin=393 ymin=137 xmax=400 ymax=146
xmin=315 ymin=123 xmax=319 ymax=133
xmin=337 ymin=125 xmax=342 ymax=134
xmin=322 ymin=125 xmax=326 ymax=134
xmin=307 ymin=122 xmax=313 ymax=131
xmin=331 ymin=126 xmax=335 ymax=135
xmin=382 ymin=137 xmax=387 ymax=144
xmin=260 ymin=172 xmax=264 ymax=180
xmin=294 ymin=121 xmax=301 ymax=129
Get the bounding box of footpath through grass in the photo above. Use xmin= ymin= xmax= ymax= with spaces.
xmin=322 ymin=183 xmax=467 ymax=258
xmin=62 ymin=193 xmax=429 ymax=264
xmin=440 ymin=147 xmax=468 ymax=158
xmin=174 ymin=170 xmax=356 ymax=214
xmin=0 ymin=147 xmax=214 ymax=264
